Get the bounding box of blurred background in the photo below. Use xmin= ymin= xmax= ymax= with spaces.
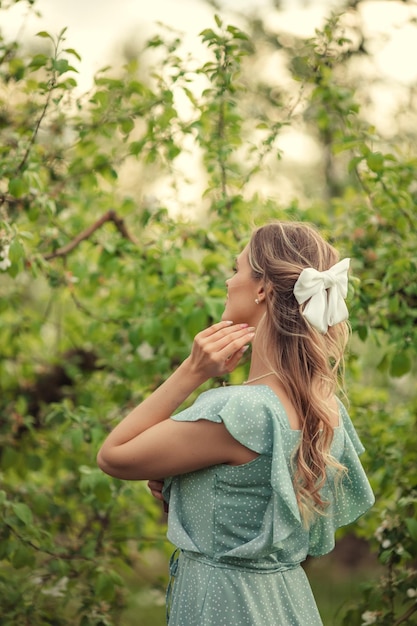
xmin=1 ymin=1 xmax=416 ymax=624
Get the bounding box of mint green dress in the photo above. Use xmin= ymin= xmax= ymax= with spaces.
xmin=162 ymin=385 xmax=374 ymax=626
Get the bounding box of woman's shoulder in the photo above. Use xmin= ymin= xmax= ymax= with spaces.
xmin=173 ymin=384 xmax=295 ymax=452
xmin=196 ymin=383 xmax=290 ymax=420
xmin=191 ymin=386 xmax=349 ymax=433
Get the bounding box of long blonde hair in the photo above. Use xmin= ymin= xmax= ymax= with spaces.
xmin=248 ymin=221 xmax=349 ymax=525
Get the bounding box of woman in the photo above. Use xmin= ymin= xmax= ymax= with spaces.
xmin=97 ymin=221 xmax=374 ymax=625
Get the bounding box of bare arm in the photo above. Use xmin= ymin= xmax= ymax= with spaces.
xmin=97 ymin=321 xmax=256 ymax=480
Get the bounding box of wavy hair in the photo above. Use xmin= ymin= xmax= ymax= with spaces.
xmin=248 ymin=221 xmax=349 ymax=526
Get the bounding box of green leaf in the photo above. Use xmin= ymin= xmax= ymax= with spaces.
xmin=64 ymin=47 xmax=82 ymax=61
xmin=27 ymin=454 xmax=43 ymax=471
xmin=205 ymin=297 xmax=224 ymax=321
xmin=186 ymin=308 xmax=207 ymax=338
xmin=406 ymin=517 xmax=417 ymax=541
xmin=9 ymin=239 xmax=24 ymax=263
xmin=203 ymin=252 xmax=225 ymax=271
xmin=95 ymin=573 xmax=116 ymax=601
xmin=377 ymin=353 xmax=390 ymax=373
xmin=57 ymin=77 xmax=78 ymax=89
xmin=11 ymin=544 xmax=35 ymax=569
xmin=1 ymin=447 xmax=19 ymax=470
xmin=8 ymin=57 xmax=26 ymax=81
xmin=366 ymin=151 xmax=384 ymax=173
xmin=28 ymin=53 xmax=49 ymax=70
xmin=71 ymin=427 xmax=84 ymax=450
xmin=290 ymin=56 xmax=311 ymax=79
xmin=357 ymin=325 xmax=368 ymax=341
xmin=12 ymin=502 xmax=33 ymax=526
xmin=52 ymin=59 xmax=71 ymax=75
xmin=348 ymin=155 xmax=364 ymax=172
xmin=8 ymin=178 xmax=29 ymax=198
xmin=130 ymin=140 xmax=145 ymax=156
xmin=200 ymin=28 xmax=217 ymax=42
xmin=390 ymin=352 xmax=411 ymax=378
xmin=32 ymin=493 xmax=51 ymax=516
xmin=120 ymin=117 xmax=135 ymax=134
xmin=36 ymin=31 xmax=53 ymax=40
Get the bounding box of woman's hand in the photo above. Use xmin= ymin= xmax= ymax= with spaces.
xmin=148 ymin=479 xmax=169 ymax=513
xmin=148 ymin=479 xmax=165 ymax=502
xmin=186 ymin=320 xmax=255 ymax=380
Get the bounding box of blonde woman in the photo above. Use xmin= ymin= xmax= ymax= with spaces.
xmin=98 ymin=221 xmax=374 ymax=625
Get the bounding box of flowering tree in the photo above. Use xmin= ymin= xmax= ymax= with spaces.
xmin=0 ymin=1 xmax=416 ymax=624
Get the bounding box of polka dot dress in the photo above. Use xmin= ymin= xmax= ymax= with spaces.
xmin=162 ymin=386 xmax=374 ymax=625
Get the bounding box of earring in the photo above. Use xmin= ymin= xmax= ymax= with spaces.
xmin=255 ymin=298 xmax=260 ymax=305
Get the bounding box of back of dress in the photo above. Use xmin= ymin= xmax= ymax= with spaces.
xmin=162 ymin=385 xmax=374 ymax=626
xmin=164 ymin=385 xmax=375 ymax=560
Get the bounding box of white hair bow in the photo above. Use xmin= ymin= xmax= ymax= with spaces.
xmin=293 ymin=258 xmax=350 ymax=334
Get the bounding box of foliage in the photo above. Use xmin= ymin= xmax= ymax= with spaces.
xmin=0 ymin=1 xmax=416 ymax=624
xmin=287 ymin=14 xmax=417 ymax=624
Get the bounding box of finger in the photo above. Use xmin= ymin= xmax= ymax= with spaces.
xmin=193 ymin=324 xmax=253 ymax=359
xmin=150 ymin=490 xmax=164 ymax=502
xmin=148 ymin=479 xmax=164 ymax=491
xmin=148 ymin=478 xmax=164 ymax=487
xmin=210 ymin=327 xmax=255 ymax=355
xmin=225 ymin=345 xmax=250 ymax=372
xmin=201 ymin=324 xmax=253 ymax=349
xmin=198 ymin=320 xmax=234 ymax=339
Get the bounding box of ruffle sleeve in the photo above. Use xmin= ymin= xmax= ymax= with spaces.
xmin=307 ymin=400 xmax=375 ymax=556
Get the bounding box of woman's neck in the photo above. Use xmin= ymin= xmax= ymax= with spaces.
xmin=246 ymin=349 xmax=277 ymax=386
xmin=243 ymin=371 xmax=275 ymax=385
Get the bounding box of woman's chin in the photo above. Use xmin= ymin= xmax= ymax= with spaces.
xmin=221 ymin=305 xmax=229 ymax=321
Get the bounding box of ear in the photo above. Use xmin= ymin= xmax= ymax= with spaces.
xmin=256 ymin=284 xmax=266 ymax=303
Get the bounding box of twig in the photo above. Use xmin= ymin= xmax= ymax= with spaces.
xmin=379 ymin=177 xmax=416 ymax=230
xmin=69 ymin=291 xmax=117 ymax=324
xmin=16 ymin=78 xmax=55 ymax=174
xmin=6 ymin=522 xmax=90 ymax=562
xmin=43 ymin=210 xmax=138 ymax=260
xmin=394 ymin=602 xmax=417 ymax=625
xmin=355 ymin=165 xmax=416 ymax=231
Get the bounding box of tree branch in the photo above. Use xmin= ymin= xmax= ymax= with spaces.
xmin=394 ymin=602 xmax=417 ymax=626
xmin=43 ymin=210 xmax=138 ymax=260
xmin=17 ymin=76 xmax=55 ymax=175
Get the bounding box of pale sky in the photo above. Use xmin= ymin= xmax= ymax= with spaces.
xmin=2 ymin=0 xmax=329 ymax=92
xmin=2 ymin=0 xmax=417 ymax=213
xmin=3 ymin=0 xmax=417 ymax=90
xmin=2 ymin=0 xmax=417 ymax=86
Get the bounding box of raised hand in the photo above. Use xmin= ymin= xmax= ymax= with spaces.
xmin=187 ymin=321 xmax=255 ymax=380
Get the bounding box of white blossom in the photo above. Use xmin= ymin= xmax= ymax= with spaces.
xmin=407 ymin=588 xmax=417 ymax=598
xmin=137 ymin=341 xmax=155 ymax=361
xmin=361 ymin=610 xmax=379 ymax=625
xmin=382 ymin=539 xmax=392 ymax=549
xmin=375 ymin=519 xmax=390 ymax=542
xmin=0 ymin=244 xmax=11 ymax=271
xmin=40 ymin=576 xmax=69 ymax=598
